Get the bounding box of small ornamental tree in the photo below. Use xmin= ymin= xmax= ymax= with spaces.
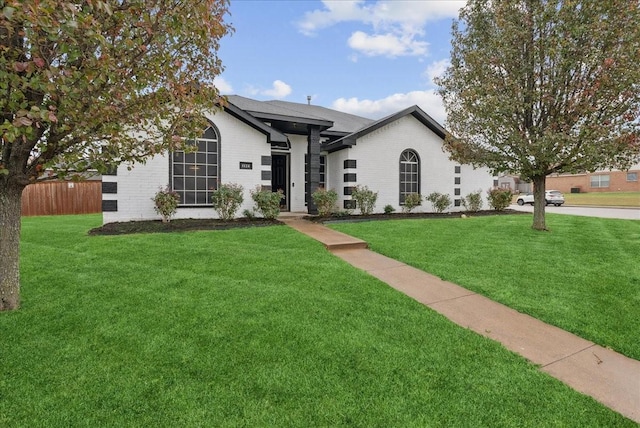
xmin=436 ymin=0 xmax=640 ymax=230
xmin=487 ymin=188 xmax=513 ymax=211
xmin=211 ymin=183 xmax=244 ymax=221
xmin=0 ymin=0 xmax=232 ymax=311
xmin=425 ymin=192 xmax=452 ymax=213
xmin=152 ymin=186 xmax=180 ymax=223
xmin=351 ymin=185 xmax=378 ymax=215
xmin=311 ymin=188 xmax=338 ymax=216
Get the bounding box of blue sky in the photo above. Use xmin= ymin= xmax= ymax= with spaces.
xmin=215 ymin=0 xmax=466 ymax=124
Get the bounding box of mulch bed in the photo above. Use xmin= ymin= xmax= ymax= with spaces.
xmin=308 ymin=208 xmax=526 ymax=224
xmin=89 ymin=218 xmax=284 ymax=236
xmin=89 ymin=209 xmax=525 ymax=236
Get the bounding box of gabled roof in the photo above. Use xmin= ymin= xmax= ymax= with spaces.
xmin=266 ymin=100 xmax=375 ymax=135
xmin=220 ymin=99 xmax=289 ymax=146
xmin=225 ymin=95 xmax=374 ymax=136
xmin=227 ymin=95 xmax=333 ymax=131
xmin=324 ymin=105 xmax=446 ymax=153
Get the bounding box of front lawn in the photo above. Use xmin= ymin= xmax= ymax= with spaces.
xmin=331 ymin=214 xmax=640 ymax=360
xmin=0 ymin=214 xmax=634 ymax=426
xmin=563 ymin=191 xmax=640 ymax=207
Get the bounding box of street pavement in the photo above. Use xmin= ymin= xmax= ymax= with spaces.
xmin=509 ymin=204 xmax=640 ymax=220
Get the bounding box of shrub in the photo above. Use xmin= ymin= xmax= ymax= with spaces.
xmin=152 ymin=186 xmax=180 ymax=223
xmin=211 ymin=183 xmax=244 ymax=220
xmin=487 ymin=187 xmax=513 ymax=211
xmin=242 ymin=209 xmax=255 ymax=220
xmin=462 ymin=190 xmax=483 ymax=212
xmin=402 ymin=193 xmax=422 ymax=213
xmin=312 ymin=187 xmax=338 ymax=216
xmin=383 ymin=204 xmax=395 ymax=214
xmin=425 ymin=192 xmax=452 ymax=213
xmin=352 ymin=185 xmax=378 ymax=215
xmin=250 ymin=186 xmax=283 ymax=219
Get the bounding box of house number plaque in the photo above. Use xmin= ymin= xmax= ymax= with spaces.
xmin=239 ymin=162 xmax=253 ymax=170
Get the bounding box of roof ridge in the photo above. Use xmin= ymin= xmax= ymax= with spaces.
xmin=267 ymin=99 xmax=374 ymax=122
xmin=262 ymin=100 xmax=329 ymax=122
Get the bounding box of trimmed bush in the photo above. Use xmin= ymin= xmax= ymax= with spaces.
xmin=312 ymin=188 xmax=338 ymax=216
xmin=242 ymin=209 xmax=255 ymax=220
xmin=425 ymin=192 xmax=452 ymax=213
xmin=250 ymin=186 xmax=283 ymax=219
xmin=384 ymin=204 xmax=395 ymax=214
xmin=152 ymin=186 xmax=180 ymax=223
xmin=211 ymin=183 xmax=244 ymax=220
xmin=487 ymin=187 xmax=513 ymax=211
xmin=352 ymin=185 xmax=378 ymax=215
xmin=402 ymin=193 xmax=422 ymax=213
xmin=462 ymin=190 xmax=483 ymax=212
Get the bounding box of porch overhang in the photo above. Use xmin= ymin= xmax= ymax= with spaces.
xmin=222 ymin=102 xmax=290 ymax=146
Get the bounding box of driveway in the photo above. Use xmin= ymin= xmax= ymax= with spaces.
xmin=509 ymin=204 xmax=640 ymax=220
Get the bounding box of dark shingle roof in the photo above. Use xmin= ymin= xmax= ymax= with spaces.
xmin=266 ymin=100 xmax=374 ymax=134
xmin=225 ymin=95 xmax=374 ymax=135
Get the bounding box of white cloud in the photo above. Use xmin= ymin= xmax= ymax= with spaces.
xmin=244 ymin=80 xmax=293 ymax=99
xmin=213 ymin=76 xmax=233 ymax=94
xmin=331 ymin=90 xmax=447 ymax=124
xmin=262 ymin=80 xmax=292 ymax=98
xmin=423 ymin=59 xmax=450 ymax=85
xmin=348 ymin=31 xmax=428 ymax=57
xmin=297 ymin=1 xmax=464 ymax=58
xmin=297 ymin=0 xmax=367 ymax=36
xmin=298 ymin=0 xmax=464 ymax=36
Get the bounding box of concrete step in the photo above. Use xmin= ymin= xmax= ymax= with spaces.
xmin=280 ymin=218 xmax=368 ymax=251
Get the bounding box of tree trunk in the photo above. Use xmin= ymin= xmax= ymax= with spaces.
xmin=531 ymin=174 xmax=547 ymax=231
xmin=0 ymin=182 xmax=24 ymax=311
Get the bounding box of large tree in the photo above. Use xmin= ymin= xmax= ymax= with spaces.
xmin=437 ymin=0 xmax=640 ymax=230
xmin=0 ymin=0 xmax=232 ymax=311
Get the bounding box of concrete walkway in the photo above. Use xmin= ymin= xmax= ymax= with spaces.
xmin=281 ymin=217 xmax=640 ymax=424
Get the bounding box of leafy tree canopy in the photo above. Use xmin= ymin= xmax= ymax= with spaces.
xmin=436 ymin=0 xmax=640 ymax=230
xmin=0 ymin=0 xmax=231 ymax=311
xmin=0 ymin=0 xmax=232 ymax=185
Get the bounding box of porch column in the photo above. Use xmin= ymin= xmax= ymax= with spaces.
xmin=306 ymin=125 xmax=321 ymax=214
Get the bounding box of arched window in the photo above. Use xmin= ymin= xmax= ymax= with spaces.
xmin=171 ymin=126 xmax=219 ymax=206
xmin=399 ymin=149 xmax=420 ymax=205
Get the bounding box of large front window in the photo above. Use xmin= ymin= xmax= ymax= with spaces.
xmin=399 ymin=149 xmax=420 ymax=204
xmin=171 ymin=126 xmax=219 ymax=206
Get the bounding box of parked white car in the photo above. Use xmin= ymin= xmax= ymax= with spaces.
xmin=516 ymin=190 xmax=565 ymax=206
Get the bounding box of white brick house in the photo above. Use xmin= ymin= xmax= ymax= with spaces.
xmin=102 ymin=95 xmax=496 ymax=223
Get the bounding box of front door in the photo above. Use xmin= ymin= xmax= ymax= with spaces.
xmin=271 ymin=154 xmax=288 ymax=211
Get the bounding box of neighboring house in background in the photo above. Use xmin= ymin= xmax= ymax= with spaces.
xmin=497 ymin=175 xmax=531 ymax=193
xmin=102 ymin=95 xmax=495 ymax=224
xmin=545 ymin=164 xmax=640 ymax=193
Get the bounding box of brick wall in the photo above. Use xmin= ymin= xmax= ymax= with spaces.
xmin=546 ymin=169 xmax=640 ymax=193
xmin=334 ymin=115 xmax=494 ymax=213
xmin=102 ymin=110 xmax=271 ymax=224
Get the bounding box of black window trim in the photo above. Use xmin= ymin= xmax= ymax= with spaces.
xmin=169 ymin=123 xmax=221 ymax=208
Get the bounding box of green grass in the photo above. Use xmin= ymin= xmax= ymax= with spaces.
xmin=563 ymin=191 xmax=640 ymax=207
xmin=0 ymin=215 xmax=635 ymax=426
xmin=331 ymin=214 xmax=640 ymax=361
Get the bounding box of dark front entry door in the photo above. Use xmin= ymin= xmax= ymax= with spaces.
xmin=271 ymin=154 xmax=288 ymax=210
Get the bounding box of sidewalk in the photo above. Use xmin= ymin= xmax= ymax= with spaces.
xmin=281 ymin=217 xmax=640 ymax=424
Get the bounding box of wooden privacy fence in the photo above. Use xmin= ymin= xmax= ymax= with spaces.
xmin=21 ymin=181 xmax=102 ymax=216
